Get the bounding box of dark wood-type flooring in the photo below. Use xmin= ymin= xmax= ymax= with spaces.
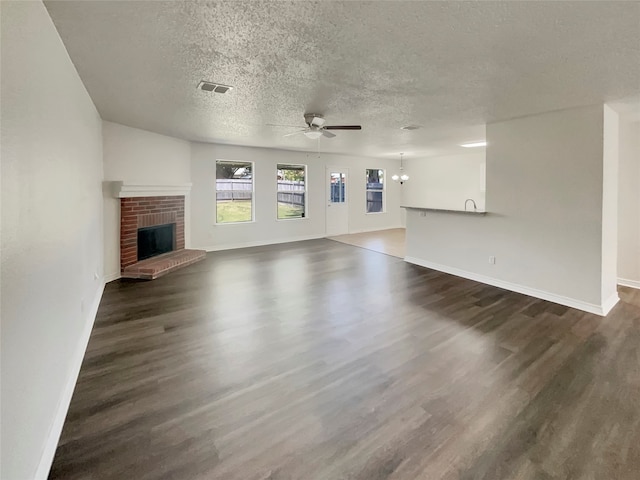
xmin=50 ymin=239 xmax=640 ymax=480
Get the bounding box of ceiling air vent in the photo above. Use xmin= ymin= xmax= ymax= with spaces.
xmin=197 ymin=80 xmax=234 ymax=94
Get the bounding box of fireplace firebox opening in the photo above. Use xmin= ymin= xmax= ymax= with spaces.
xmin=137 ymin=223 xmax=175 ymax=261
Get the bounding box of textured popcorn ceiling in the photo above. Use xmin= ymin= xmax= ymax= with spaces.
xmin=45 ymin=1 xmax=640 ymax=158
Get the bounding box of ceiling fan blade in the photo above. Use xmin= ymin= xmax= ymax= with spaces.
xmin=322 ymin=130 xmax=336 ymax=138
xmin=283 ymin=129 xmax=307 ymax=137
xmin=324 ymin=125 xmax=362 ymax=130
xmin=266 ymin=123 xmax=301 ymax=128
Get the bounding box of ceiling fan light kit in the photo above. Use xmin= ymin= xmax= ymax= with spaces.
xmin=303 ymin=130 xmax=323 ymax=139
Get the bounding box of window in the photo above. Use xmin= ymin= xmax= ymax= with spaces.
xmin=277 ymin=164 xmax=306 ymax=219
xmin=330 ymin=172 xmax=347 ymax=203
xmin=216 ymin=160 xmax=253 ymax=223
xmin=366 ymin=169 xmax=384 ymax=213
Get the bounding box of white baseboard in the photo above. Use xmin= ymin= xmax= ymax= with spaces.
xmin=34 ymin=281 xmax=105 ymax=479
xmin=404 ymin=256 xmax=613 ymax=316
xmin=201 ymin=233 xmax=327 ymax=252
xmin=346 ymin=225 xmax=405 ymax=235
xmin=104 ymin=272 xmax=121 ymax=283
xmin=601 ymin=292 xmax=620 ymax=315
xmin=618 ymin=277 xmax=640 ymax=289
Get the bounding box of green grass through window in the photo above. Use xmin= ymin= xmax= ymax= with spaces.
xmin=216 ymin=200 xmax=252 ymax=223
xmin=278 ymin=202 xmax=304 ymax=219
xmin=216 ymin=200 xmax=305 ymax=223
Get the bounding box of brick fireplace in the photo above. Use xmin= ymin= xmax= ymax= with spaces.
xmin=114 ymin=182 xmax=205 ymax=280
xmin=120 ymin=196 xmax=185 ymax=271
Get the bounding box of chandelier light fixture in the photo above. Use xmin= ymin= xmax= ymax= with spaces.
xmin=392 ymin=152 xmax=409 ymax=184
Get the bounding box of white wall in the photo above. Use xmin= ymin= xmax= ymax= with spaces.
xmin=102 ymin=121 xmax=191 ymax=280
xmin=191 ymin=143 xmax=403 ymax=250
xmin=405 ymin=105 xmax=616 ymax=314
xmin=1 ymin=2 xmax=104 ymax=478
xmin=402 ymin=152 xmax=486 ymax=211
xmin=618 ymin=119 xmax=640 ymax=287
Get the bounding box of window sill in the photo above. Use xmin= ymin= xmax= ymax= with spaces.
xmin=214 ymin=220 xmax=256 ymax=226
xmin=276 ymin=217 xmax=309 ymax=222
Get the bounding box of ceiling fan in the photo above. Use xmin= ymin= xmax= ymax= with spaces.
xmin=269 ymin=114 xmax=362 ymax=139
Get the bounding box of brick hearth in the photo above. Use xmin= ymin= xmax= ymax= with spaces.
xmin=122 ymin=249 xmax=206 ymax=280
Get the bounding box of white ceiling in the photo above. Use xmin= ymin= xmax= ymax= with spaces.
xmin=44 ymin=1 xmax=640 ymax=159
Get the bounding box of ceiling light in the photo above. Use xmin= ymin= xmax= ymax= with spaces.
xmin=303 ymin=130 xmax=323 ymax=139
xmin=392 ymin=153 xmax=409 ymax=184
xmin=461 ymin=141 xmax=487 ymax=148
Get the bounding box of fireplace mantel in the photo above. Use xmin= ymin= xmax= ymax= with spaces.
xmin=111 ymin=181 xmax=192 ymax=198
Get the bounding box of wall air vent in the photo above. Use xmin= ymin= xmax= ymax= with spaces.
xmin=197 ymin=80 xmax=234 ymax=94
